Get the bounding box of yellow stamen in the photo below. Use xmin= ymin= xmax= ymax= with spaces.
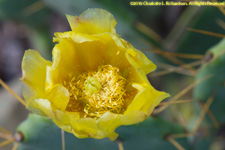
xmin=63 ymin=65 xmax=126 ymax=118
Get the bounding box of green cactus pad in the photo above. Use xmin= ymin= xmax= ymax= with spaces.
xmin=194 ymin=38 xmax=225 ymax=123
xmin=17 ymin=114 xmax=189 ymax=150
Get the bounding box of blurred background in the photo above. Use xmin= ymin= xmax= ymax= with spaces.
xmin=0 ymin=0 xmax=225 ymax=149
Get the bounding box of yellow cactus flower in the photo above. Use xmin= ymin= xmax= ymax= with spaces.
xmin=21 ymin=8 xmax=169 ymax=141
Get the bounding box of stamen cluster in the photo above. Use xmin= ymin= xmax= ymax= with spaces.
xmin=63 ymin=65 xmax=126 ymax=118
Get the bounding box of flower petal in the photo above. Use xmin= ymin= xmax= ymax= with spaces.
xmin=47 ymin=84 xmax=70 ymax=111
xmin=46 ymin=39 xmax=82 ymax=89
xmin=66 ymin=8 xmax=117 ymax=35
xmin=22 ymin=50 xmax=52 ymax=102
xmin=72 ymin=40 xmax=107 ymax=71
xmin=125 ymin=83 xmax=170 ymax=115
xmin=70 ymin=118 xmax=118 ymax=140
xmin=53 ymin=111 xmax=76 ymax=133
xmin=53 ymin=110 xmax=71 ymax=124
xmin=28 ymin=98 xmax=54 ymax=117
xmin=126 ymin=48 xmax=156 ymax=74
xmin=53 ymin=120 xmax=73 ymax=133
xmin=103 ymin=38 xmax=131 ymax=72
xmin=54 ymin=32 xmax=130 ymax=72
xmin=97 ymin=111 xmax=146 ymax=139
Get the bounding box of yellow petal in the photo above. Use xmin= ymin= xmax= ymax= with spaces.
xmin=46 ymin=39 xmax=82 ymax=89
xmin=103 ymin=38 xmax=131 ymax=72
xmin=53 ymin=120 xmax=73 ymax=133
xmin=28 ymin=98 xmax=54 ymax=117
xmin=47 ymin=84 xmax=70 ymax=111
xmin=72 ymin=40 xmax=107 ymax=71
xmin=53 ymin=111 xmax=77 ymax=133
xmin=66 ymin=8 xmax=117 ymax=35
xmin=70 ymin=117 xmax=118 ymax=140
xmin=53 ymin=31 xmax=95 ymax=43
xmin=53 ymin=110 xmax=71 ymax=124
xmin=125 ymin=83 xmax=170 ymax=115
xmin=54 ymin=31 xmax=124 ymax=49
xmin=97 ymin=111 xmax=146 ymax=140
xmin=26 ymin=105 xmax=47 ymax=116
xmin=22 ymin=50 xmax=52 ymax=102
xmin=54 ymin=32 xmax=130 ymax=72
xmin=126 ymin=48 xmax=156 ymax=74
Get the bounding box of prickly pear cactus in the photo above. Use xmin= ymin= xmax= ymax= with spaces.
xmin=1 ymin=0 xmax=225 ymax=149
xmin=16 ymin=114 xmax=189 ymax=150
xmin=194 ymin=38 xmax=225 ymax=123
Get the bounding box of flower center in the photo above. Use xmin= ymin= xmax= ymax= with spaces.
xmin=63 ymin=65 xmax=126 ymax=118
